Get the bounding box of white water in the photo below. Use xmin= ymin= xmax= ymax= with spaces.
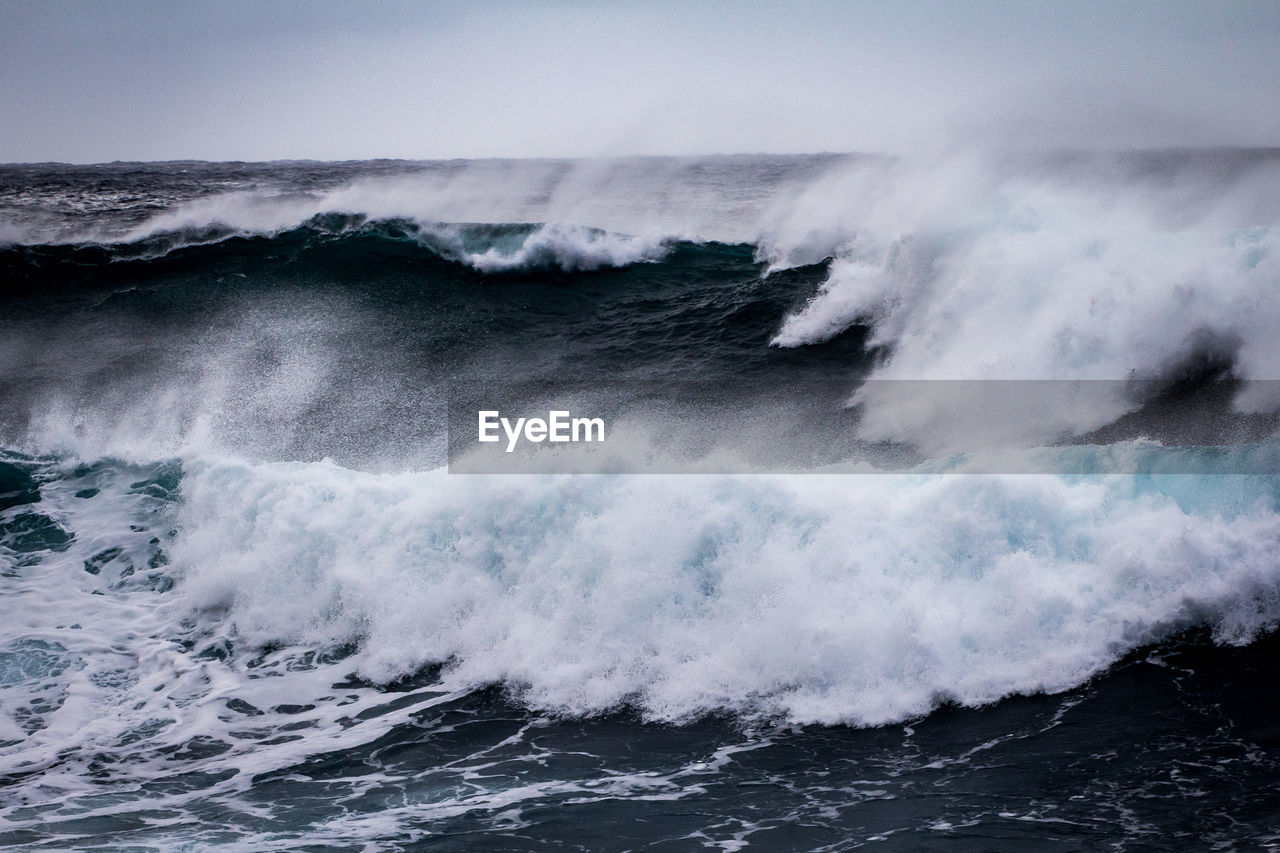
xmin=170 ymin=456 xmax=1280 ymax=726
xmin=5 ymin=450 xmax=1278 ymax=766
xmin=757 ymin=154 xmax=1279 ymax=448
xmin=414 ymin=221 xmax=673 ymax=272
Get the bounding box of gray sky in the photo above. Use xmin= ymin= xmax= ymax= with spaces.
xmin=1 ymin=0 xmax=1277 ymax=163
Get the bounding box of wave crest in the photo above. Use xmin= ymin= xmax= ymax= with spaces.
xmin=4 ymin=215 xmax=678 ymax=273
xmin=411 ymin=221 xmax=672 ymax=272
xmin=175 ymin=458 xmax=1280 ymax=726
xmin=760 ymin=152 xmax=1280 ymax=445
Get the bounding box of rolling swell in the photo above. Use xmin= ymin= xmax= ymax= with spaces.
xmin=0 ymin=212 xmax=874 ymax=466
xmin=0 ymin=217 xmax=822 ymax=356
xmin=3 ymin=215 xmax=681 ymax=279
xmin=0 ymin=215 xmax=855 ymax=373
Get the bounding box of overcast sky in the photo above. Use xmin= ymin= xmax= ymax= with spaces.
xmin=1 ymin=0 xmax=1277 ymax=163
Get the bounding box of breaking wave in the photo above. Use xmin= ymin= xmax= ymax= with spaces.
xmin=2 ymin=215 xmax=677 ymax=274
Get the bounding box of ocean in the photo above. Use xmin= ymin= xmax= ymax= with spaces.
xmin=2 ymin=151 xmax=1280 ymax=849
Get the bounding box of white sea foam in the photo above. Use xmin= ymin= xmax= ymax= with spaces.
xmin=414 ymin=221 xmax=672 ymax=272
xmin=762 ymin=151 xmax=1280 ymax=446
xmin=769 ymin=158 xmax=1280 ymax=380
xmin=172 ymin=456 xmax=1280 ymax=726
xmin=2 ymin=448 xmax=1278 ymax=840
